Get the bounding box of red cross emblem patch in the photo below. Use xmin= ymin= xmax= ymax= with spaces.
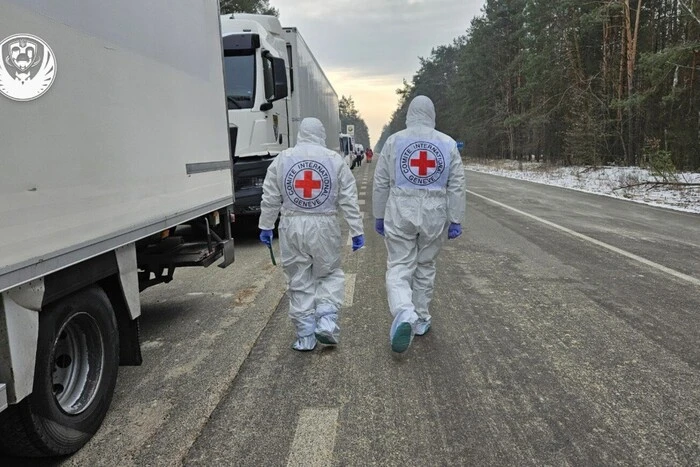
xmin=284 ymin=160 xmax=332 ymax=209
xmin=295 ymin=170 xmax=322 ymax=199
xmin=398 ymin=141 xmax=447 ymax=186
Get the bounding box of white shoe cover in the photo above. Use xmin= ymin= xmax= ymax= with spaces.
xmin=414 ymin=318 xmax=431 ymax=336
xmin=390 ymin=309 xmax=417 ymax=353
xmin=315 ymin=313 xmax=340 ymax=345
xmin=292 ymin=335 xmax=317 ymax=351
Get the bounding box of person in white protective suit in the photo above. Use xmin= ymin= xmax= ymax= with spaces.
xmin=373 ymin=95 xmax=465 ymax=353
xmin=259 ymin=118 xmax=365 ymax=351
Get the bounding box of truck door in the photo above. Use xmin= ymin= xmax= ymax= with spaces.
xmin=262 ymin=52 xmax=289 ymax=149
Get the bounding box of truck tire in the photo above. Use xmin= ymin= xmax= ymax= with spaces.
xmin=0 ymin=286 xmax=119 ymax=457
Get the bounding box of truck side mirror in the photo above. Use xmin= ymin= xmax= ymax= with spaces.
xmin=270 ymin=57 xmax=288 ymax=101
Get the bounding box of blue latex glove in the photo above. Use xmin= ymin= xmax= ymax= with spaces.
xmin=259 ymin=229 xmax=273 ymax=247
xmin=447 ymin=223 xmax=462 ymax=240
xmin=351 ymin=235 xmax=365 ymax=251
xmin=375 ymin=218 xmax=385 ymax=237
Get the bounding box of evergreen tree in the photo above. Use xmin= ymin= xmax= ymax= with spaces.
xmin=220 ymin=0 xmax=278 ymax=16
xmin=382 ymin=0 xmax=700 ymax=169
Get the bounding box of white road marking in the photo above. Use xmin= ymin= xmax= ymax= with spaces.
xmin=359 ymin=191 xmax=366 ymax=196
xmin=468 ymin=190 xmax=700 ymax=286
xmin=346 ymin=234 xmax=352 ymax=246
xmin=358 ymin=199 xmax=365 ymax=205
xmin=287 ymin=408 xmax=339 ymax=467
xmin=186 ymin=292 xmax=234 ymax=299
xmin=140 ymin=340 xmax=164 ymax=351
xmin=344 ymin=273 xmax=356 ymax=307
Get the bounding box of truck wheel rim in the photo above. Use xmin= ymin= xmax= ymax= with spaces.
xmin=52 ymin=312 xmax=105 ymax=415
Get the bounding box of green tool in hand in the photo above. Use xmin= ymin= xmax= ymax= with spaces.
xmin=268 ymin=244 xmax=276 ymax=266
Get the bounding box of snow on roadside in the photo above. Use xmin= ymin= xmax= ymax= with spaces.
xmin=466 ymin=160 xmax=700 ymax=214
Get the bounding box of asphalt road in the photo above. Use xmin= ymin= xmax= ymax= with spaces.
xmin=8 ymin=163 xmax=700 ymax=466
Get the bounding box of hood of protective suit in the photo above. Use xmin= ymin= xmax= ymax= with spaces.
xmin=297 ymin=117 xmax=327 ymax=147
xmin=405 ymin=95 xmax=436 ymax=129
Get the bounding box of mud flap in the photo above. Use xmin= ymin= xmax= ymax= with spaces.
xmin=218 ymin=238 xmax=235 ymax=268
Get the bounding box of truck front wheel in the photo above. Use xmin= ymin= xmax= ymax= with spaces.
xmin=0 ymin=286 xmax=119 ymax=457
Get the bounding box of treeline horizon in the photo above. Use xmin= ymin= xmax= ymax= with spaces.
xmin=376 ymin=0 xmax=700 ymax=170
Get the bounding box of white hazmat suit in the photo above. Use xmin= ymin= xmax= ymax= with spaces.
xmin=259 ymin=118 xmax=364 ymax=350
xmin=373 ymin=96 xmax=466 ymax=351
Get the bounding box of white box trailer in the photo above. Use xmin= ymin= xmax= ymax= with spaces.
xmin=282 ymin=27 xmax=341 ymax=151
xmin=0 ymin=0 xmax=234 ymax=457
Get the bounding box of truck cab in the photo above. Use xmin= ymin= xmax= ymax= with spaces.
xmin=220 ymin=14 xmax=341 ymax=220
xmin=220 ymin=14 xmax=289 ymax=217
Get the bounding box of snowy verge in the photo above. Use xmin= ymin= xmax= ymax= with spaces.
xmin=466 ymin=160 xmax=700 ymax=214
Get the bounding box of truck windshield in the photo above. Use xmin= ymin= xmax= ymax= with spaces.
xmin=223 ymin=53 xmax=255 ymax=110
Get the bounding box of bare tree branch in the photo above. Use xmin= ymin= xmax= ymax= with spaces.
xmin=679 ymin=0 xmax=700 ymax=26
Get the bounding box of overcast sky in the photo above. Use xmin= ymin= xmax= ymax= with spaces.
xmin=272 ymin=0 xmax=485 ymax=145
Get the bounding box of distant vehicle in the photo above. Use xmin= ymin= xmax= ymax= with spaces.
xmin=340 ymin=133 xmax=356 ymax=167
xmin=220 ymin=14 xmax=341 ymax=218
xmin=0 ymin=0 xmax=234 ymax=456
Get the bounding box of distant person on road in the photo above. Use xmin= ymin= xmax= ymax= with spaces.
xmin=366 ymin=147 xmax=373 ymax=163
xmin=259 ymin=118 xmax=365 ymax=351
xmin=356 ymin=146 xmax=364 ymax=168
xmin=373 ymin=95 xmax=465 ymax=353
xmin=350 ymin=146 xmax=363 ymax=170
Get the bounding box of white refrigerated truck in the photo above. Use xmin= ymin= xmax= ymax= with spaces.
xmin=0 ymin=0 xmax=234 ymax=457
xmin=219 ymin=14 xmax=342 ymax=218
xmin=339 ymin=133 xmax=357 ymax=167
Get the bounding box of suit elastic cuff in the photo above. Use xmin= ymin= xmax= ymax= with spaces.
xmin=258 ymin=219 xmax=276 ymax=230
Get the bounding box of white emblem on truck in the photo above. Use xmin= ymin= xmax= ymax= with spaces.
xmin=0 ymin=34 xmax=57 ymax=101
